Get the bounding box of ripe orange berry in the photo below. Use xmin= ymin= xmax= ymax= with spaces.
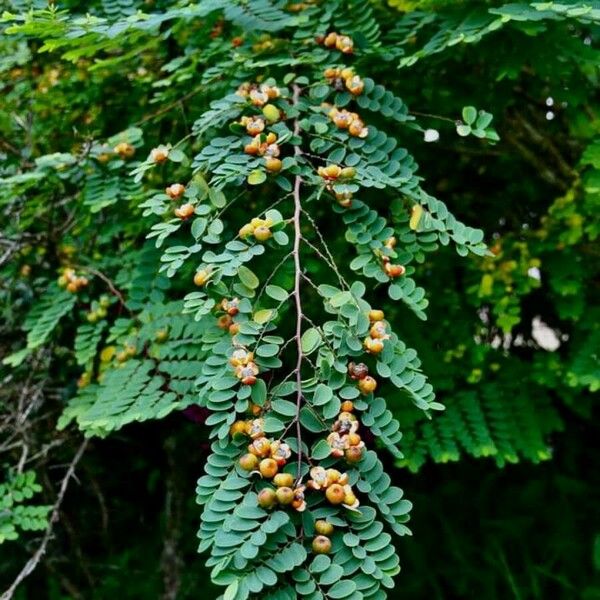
xmin=229 ymin=322 xmax=240 ymax=335
xmin=217 ymin=314 xmax=233 ymax=330
xmin=275 ymin=486 xmax=294 ymax=505
xmin=239 ymin=453 xmax=259 ymax=471
xmin=345 ymin=75 xmax=364 ymax=95
xmin=364 ymin=337 xmax=384 ymax=354
xmin=312 ymin=535 xmax=332 ymax=554
xmin=358 ymin=376 xmax=377 ymax=395
xmin=340 ymin=401 xmax=354 ymax=413
xmin=259 ymin=458 xmax=279 ymax=479
xmin=257 ymin=488 xmax=277 ymax=509
xmin=347 ymin=433 xmax=362 ymax=446
xmin=369 ymin=309 xmax=385 ymax=322
xmin=314 ymin=520 xmax=334 ymax=536
xmin=384 ymin=263 xmax=406 ymax=278
xmin=325 ymin=483 xmax=346 ymax=505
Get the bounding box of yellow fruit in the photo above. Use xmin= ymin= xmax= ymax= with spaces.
xmin=312 ymin=535 xmax=332 ymax=554
xmin=325 ymin=483 xmax=346 ymax=505
xmin=262 ymin=104 xmax=280 ymax=123
xmin=194 ymin=269 xmax=210 ymax=287
xmin=254 ymin=226 xmax=272 ymax=242
xmin=257 ymin=488 xmax=277 ymax=508
xmin=345 ymin=446 xmax=364 ymax=463
xmin=364 ymin=337 xmax=384 ymax=354
xmin=410 ymin=204 xmax=424 ymax=230
xmin=239 ymin=223 xmax=255 ymax=238
xmin=265 ymin=157 xmax=282 ymax=173
xmin=368 ymin=309 xmax=384 ymax=322
xmin=239 ymin=453 xmax=259 ymax=471
xmin=230 ymin=420 xmax=248 ymax=437
xmin=358 ymin=376 xmax=377 ymax=395
xmin=275 ymin=487 xmax=294 ymax=505
xmin=273 ymin=473 xmax=295 ymax=488
xmin=259 ymin=458 xmax=279 ymax=479
xmin=314 ymin=520 xmax=334 ymax=536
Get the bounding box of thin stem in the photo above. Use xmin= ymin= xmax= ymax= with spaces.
xmin=291 ymin=84 xmax=305 ymax=482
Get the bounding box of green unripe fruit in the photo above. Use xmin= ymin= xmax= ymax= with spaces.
xmin=262 ymin=104 xmax=280 ymax=123
xmin=315 ymin=520 xmax=334 ymax=536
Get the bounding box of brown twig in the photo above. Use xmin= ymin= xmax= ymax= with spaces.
xmin=291 ymin=84 xmax=305 ymax=482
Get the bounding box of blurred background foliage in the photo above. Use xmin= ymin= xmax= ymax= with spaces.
xmin=0 ymin=0 xmax=598 ymax=598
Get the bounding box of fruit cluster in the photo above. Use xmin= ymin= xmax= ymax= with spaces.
xmin=244 ymin=131 xmax=283 ymax=173
xmin=229 ymin=346 xmax=260 ymax=385
xmin=326 ymin=404 xmax=365 ymax=463
xmin=363 ymin=309 xmax=389 ymax=354
xmin=307 ymin=466 xmax=360 ymax=510
xmin=317 ymin=32 xmax=354 ymax=54
xmin=58 ymin=268 xmax=88 ymax=293
xmin=323 ymin=67 xmax=364 ymax=95
xmin=86 ymin=295 xmax=111 ymax=323
xmin=328 ymin=107 xmax=369 ymax=138
xmin=256 ymin=481 xmax=306 ymax=512
xmin=239 ymin=216 xmax=274 ymax=242
xmin=236 ymin=82 xmax=280 ymax=107
xmin=215 ymin=298 xmax=240 ymax=335
xmin=379 ymin=236 xmax=406 ymax=278
xmin=317 ymin=164 xmax=355 ymax=182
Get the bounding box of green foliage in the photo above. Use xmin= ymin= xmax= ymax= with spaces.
xmin=0 ymin=471 xmax=51 ymax=544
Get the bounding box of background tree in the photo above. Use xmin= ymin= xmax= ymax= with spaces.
xmin=0 ymin=1 xmax=598 ymax=599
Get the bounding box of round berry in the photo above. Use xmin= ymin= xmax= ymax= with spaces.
xmin=257 ymin=488 xmax=277 ymax=509
xmin=314 ymin=520 xmax=334 ymax=536
xmin=259 ymin=458 xmax=279 ymax=479
xmin=325 ymin=483 xmax=346 ymax=505
xmin=312 ymin=535 xmax=332 ymax=554
xmin=239 ymin=453 xmax=259 ymax=471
